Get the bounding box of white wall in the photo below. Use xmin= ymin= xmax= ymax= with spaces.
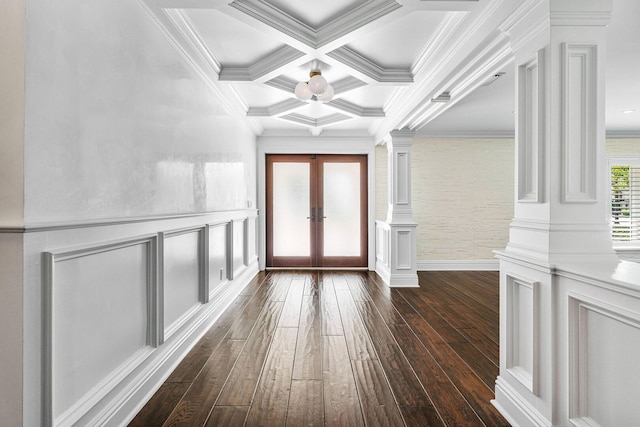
xmin=23 ymin=0 xmax=256 ymax=223
xmin=606 ymin=138 xmax=640 ymax=155
xmin=1 ymin=0 xmax=260 ymax=425
xmin=0 ymin=1 xmax=26 ymax=424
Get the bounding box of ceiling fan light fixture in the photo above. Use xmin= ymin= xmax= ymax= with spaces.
xmin=316 ymin=84 xmax=334 ymax=102
xmin=295 ymin=70 xmax=333 ymax=102
xmin=308 ymin=73 xmax=328 ymax=95
xmin=295 ymin=81 xmax=313 ymax=101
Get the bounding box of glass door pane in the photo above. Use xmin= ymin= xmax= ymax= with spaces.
xmin=272 ymin=162 xmax=310 ymax=256
xmin=322 ymin=162 xmax=361 ymax=256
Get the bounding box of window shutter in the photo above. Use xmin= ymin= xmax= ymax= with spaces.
xmin=611 ymin=165 xmax=640 ymax=241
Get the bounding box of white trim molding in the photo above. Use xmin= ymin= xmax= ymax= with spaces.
xmin=417 ymin=260 xmax=499 ymax=271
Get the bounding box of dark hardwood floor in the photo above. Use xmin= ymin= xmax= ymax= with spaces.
xmin=129 ymin=270 xmax=509 ymax=426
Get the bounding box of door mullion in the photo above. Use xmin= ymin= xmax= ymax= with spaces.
xmin=310 ymin=155 xmax=319 ymax=267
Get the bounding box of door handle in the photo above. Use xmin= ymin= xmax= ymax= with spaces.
xmin=307 ymin=207 xmax=316 ymax=222
xmin=318 ymin=207 xmax=327 ymax=222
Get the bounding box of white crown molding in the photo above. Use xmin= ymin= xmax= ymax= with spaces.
xmin=371 ymin=0 xmax=508 ymax=141
xmin=326 ymin=99 xmax=385 ymax=118
xmin=218 ymin=45 xmax=306 ymax=81
xmin=550 ymin=11 xmax=612 ymax=27
xmin=162 ymin=9 xmax=221 ymax=75
xmin=229 ymin=0 xmax=316 ymax=48
xmin=229 ymin=0 xmax=401 ymax=50
xmin=137 ymin=1 xmax=263 ymax=135
xmin=315 ymin=0 xmax=402 ymax=48
xmin=414 ymin=129 xmax=515 ymax=138
xmin=246 ymin=98 xmax=306 ymax=117
xmin=412 ymin=11 xmax=469 ymax=74
xmin=264 ymin=75 xmax=297 ymax=93
xmin=259 ymin=129 xmax=373 ymax=140
xmin=146 ymin=0 xmax=228 ymax=8
xmin=327 ymin=46 xmax=413 ymax=84
xmin=403 ymin=34 xmax=514 ymax=130
xmin=329 ymin=76 xmax=368 ymax=95
xmin=606 ymin=130 xmax=640 ymax=139
xmin=279 ymin=112 xmax=350 ymax=128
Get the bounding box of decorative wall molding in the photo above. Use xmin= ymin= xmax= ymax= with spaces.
xmin=517 ymin=49 xmax=544 ymax=203
xmin=493 ymin=376 xmax=550 ymax=427
xmin=568 ymin=292 xmax=640 ymax=425
xmin=42 ymin=235 xmax=159 ymax=427
xmin=37 ymin=209 xmax=259 ymax=426
xmin=506 ymin=273 xmax=539 ymax=395
xmin=561 ymin=43 xmax=598 ymax=204
xmin=162 ymin=227 xmax=207 ymax=341
xmin=417 ymin=260 xmax=500 ymax=271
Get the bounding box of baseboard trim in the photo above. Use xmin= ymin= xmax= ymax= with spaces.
xmin=417 ymin=260 xmax=499 ymax=271
xmin=95 ymin=261 xmax=260 ymax=426
xmin=493 ymin=376 xmax=549 ymax=427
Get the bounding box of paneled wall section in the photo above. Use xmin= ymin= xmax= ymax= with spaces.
xmin=38 ymin=211 xmax=258 ymax=427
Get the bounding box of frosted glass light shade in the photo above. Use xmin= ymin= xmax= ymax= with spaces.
xmin=295 ymin=82 xmax=313 ymax=100
xmin=317 ymin=84 xmax=334 ymax=102
xmin=308 ymin=74 xmax=328 ymax=95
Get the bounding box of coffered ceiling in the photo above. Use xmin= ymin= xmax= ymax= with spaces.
xmin=141 ymin=0 xmax=639 ymax=141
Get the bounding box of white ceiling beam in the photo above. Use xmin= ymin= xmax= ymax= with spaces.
xmin=327 ymin=46 xmax=413 ymax=84
xmin=264 ymin=76 xmax=367 ymax=98
xmin=144 ymin=0 xmax=228 ymax=9
xmin=218 ymin=45 xmax=306 ymax=81
xmin=370 ymin=0 xmax=519 ymax=141
xmin=398 ymin=0 xmax=480 ymax=12
xmin=247 ymin=99 xmax=307 ymax=117
xmin=279 ymin=113 xmax=351 ymax=128
xmin=313 ymin=0 xmax=402 ymax=48
xmin=326 ymin=99 xmax=385 ymax=118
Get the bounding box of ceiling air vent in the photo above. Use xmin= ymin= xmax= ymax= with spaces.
xmin=431 ymin=92 xmax=451 ymax=102
xmin=481 ymin=72 xmax=506 ymax=86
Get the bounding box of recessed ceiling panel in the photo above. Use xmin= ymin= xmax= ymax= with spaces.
xmin=346 ymin=11 xmax=446 ymax=69
xmin=294 ymin=101 xmax=340 ymax=119
xmin=340 ymin=85 xmax=397 ymax=108
xmin=266 ymin=0 xmax=369 ymax=29
xmin=185 ymin=9 xmax=283 ymax=66
xmin=231 ymin=83 xmax=292 ymax=108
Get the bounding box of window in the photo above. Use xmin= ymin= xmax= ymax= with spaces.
xmin=610 ymin=164 xmax=640 ymax=242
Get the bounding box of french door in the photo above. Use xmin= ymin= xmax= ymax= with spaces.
xmin=266 ymin=154 xmax=368 ymax=268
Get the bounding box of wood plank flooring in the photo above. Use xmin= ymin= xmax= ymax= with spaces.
xmin=130 ymin=270 xmax=509 ymax=427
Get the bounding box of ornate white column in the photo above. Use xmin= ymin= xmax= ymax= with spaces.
xmin=494 ymin=1 xmax=616 ymax=425
xmin=376 ymin=129 xmax=418 ymax=287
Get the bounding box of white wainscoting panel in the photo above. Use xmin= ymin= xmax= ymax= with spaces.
xmin=568 ymin=294 xmax=640 ymax=426
xmin=208 ymin=222 xmax=230 ymax=298
xmin=561 ymin=43 xmax=598 ymax=204
xmin=28 ymin=210 xmax=259 ymax=426
xmin=506 ymin=274 xmax=539 ymax=394
xmin=517 ymin=49 xmax=544 ymax=203
xmin=43 ymin=236 xmax=156 ymax=427
xmin=233 ymin=219 xmax=247 ymax=275
xmin=395 ymin=230 xmax=412 ymax=270
xmin=162 ymin=228 xmax=204 ymax=340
